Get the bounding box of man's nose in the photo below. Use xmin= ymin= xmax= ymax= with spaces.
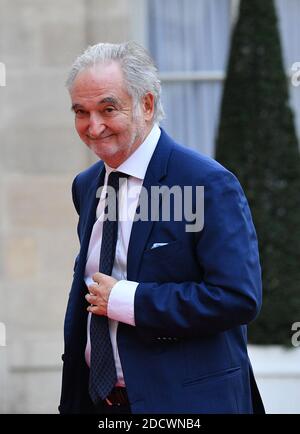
xmin=88 ymin=113 xmax=105 ymax=138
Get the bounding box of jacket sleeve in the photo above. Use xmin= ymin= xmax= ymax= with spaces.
xmin=134 ymin=171 xmax=262 ymax=338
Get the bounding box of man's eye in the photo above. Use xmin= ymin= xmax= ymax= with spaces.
xmin=75 ymin=110 xmax=86 ymax=116
xmin=104 ymin=107 xmax=115 ymax=113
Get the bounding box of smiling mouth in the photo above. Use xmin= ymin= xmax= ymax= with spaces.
xmin=87 ymin=134 xmax=114 ymax=140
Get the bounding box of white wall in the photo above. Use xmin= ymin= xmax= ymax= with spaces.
xmin=249 ymin=345 xmax=300 ymax=414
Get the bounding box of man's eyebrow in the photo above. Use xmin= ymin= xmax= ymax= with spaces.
xmin=70 ymin=97 xmax=121 ymax=112
xmin=98 ymin=96 xmax=120 ymax=106
xmin=71 ymin=103 xmax=83 ymax=112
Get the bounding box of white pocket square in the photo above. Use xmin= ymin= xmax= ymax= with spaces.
xmin=151 ymin=242 xmax=168 ymax=249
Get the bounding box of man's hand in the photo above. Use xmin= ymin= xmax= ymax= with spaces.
xmin=86 ymin=272 xmax=118 ymax=316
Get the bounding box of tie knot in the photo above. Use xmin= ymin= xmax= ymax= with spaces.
xmin=107 ymin=171 xmax=129 ymax=192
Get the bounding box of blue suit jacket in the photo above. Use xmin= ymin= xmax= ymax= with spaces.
xmin=59 ymin=129 xmax=264 ymax=414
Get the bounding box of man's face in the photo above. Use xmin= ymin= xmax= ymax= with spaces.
xmin=70 ymin=61 xmax=153 ymax=168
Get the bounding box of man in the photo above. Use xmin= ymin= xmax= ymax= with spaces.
xmin=59 ymin=41 xmax=265 ymax=414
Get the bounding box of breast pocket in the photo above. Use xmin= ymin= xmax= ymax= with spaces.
xmin=139 ymin=240 xmax=202 ymax=283
xmin=145 ymin=240 xmax=184 ymax=257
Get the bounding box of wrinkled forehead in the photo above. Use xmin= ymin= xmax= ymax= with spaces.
xmin=71 ymin=61 xmax=127 ymax=93
xmin=69 ymin=61 xmax=132 ymax=104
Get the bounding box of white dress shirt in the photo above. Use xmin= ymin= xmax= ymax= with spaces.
xmin=84 ymin=124 xmax=161 ymax=386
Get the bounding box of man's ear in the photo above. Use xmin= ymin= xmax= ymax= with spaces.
xmin=142 ymin=92 xmax=155 ymax=121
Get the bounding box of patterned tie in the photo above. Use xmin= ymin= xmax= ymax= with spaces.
xmin=89 ymin=171 xmax=128 ymax=404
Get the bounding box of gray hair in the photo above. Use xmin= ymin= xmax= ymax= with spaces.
xmin=66 ymin=41 xmax=165 ymax=124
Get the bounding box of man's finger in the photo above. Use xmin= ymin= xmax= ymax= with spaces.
xmin=88 ymin=284 xmax=99 ymax=295
xmin=85 ymin=293 xmax=97 ymax=303
xmin=92 ymin=272 xmax=107 ymax=283
xmin=87 ymin=305 xmax=97 ymax=313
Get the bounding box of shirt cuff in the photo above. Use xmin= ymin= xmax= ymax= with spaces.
xmin=107 ymin=280 xmax=138 ymax=326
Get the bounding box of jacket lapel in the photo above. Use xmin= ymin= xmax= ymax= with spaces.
xmin=127 ymin=130 xmax=174 ymax=281
xmin=75 ymin=163 xmax=106 ymax=278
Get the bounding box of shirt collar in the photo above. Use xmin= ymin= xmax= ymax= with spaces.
xmin=104 ymin=124 xmax=161 ymax=180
